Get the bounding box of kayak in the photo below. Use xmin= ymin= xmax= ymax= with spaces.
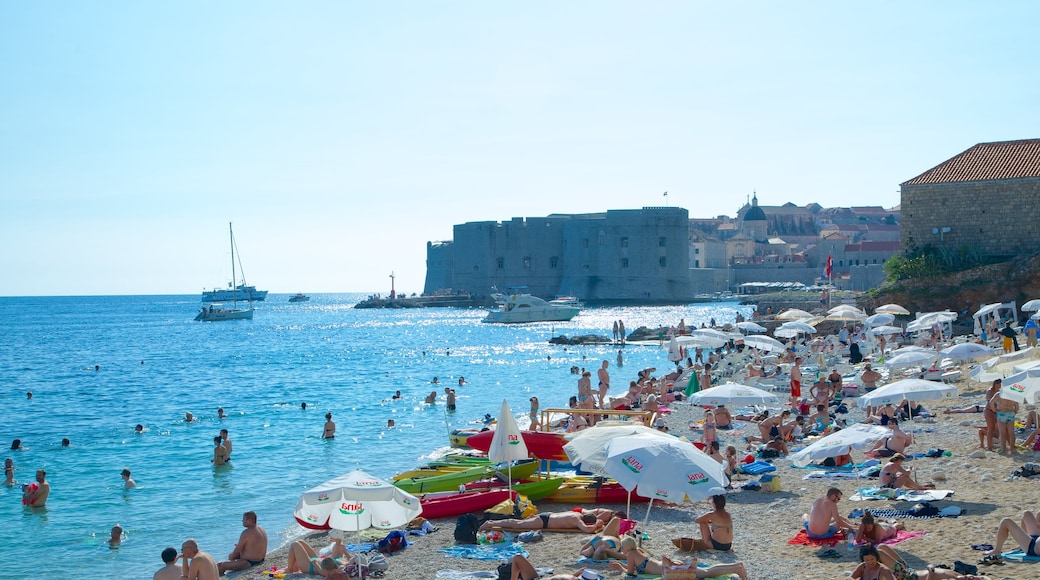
xmin=449 ymin=428 xmax=482 ymax=448
xmin=462 ymin=476 xmax=565 ymax=501
xmin=542 ymin=478 xmax=651 ymax=504
xmin=466 ymin=430 xmax=569 ymax=461
xmin=394 ymin=459 xmax=539 ymax=494
xmin=420 ymin=489 xmax=516 ymax=520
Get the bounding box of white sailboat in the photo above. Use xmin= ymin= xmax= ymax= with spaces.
xmin=195 ymin=223 xmax=255 ymax=322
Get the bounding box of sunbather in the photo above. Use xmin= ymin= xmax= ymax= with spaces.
xmin=984 ymin=510 xmax=1040 ymax=562
xmin=688 ymin=494 xmax=733 ymax=552
xmin=870 ymin=544 xmax=992 ymax=579
xmin=856 ymin=513 xmax=904 ymax=544
xmin=879 ymin=454 xmax=933 ymax=491
xmin=479 ymin=511 xmax=602 ymax=533
xmin=609 ymin=537 xmax=747 ymax=579
xmin=578 ymin=516 xmax=626 ymax=560
xmin=505 ymin=554 xmax=587 ymax=580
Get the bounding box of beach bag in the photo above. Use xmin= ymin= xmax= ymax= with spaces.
xmin=377 ymin=530 xmax=406 ymax=553
xmin=363 ymin=553 xmax=389 ymax=576
xmin=454 ymin=513 xmax=480 ymax=544
xmin=759 ymin=474 xmax=781 ymax=493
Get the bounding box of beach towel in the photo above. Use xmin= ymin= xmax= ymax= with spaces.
xmin=435 ymin=568 xmax=551 ymax=579
xmin=848 ymin=506 xmax=948 ymax=520
xmin=802 ymin=467 xmax=877 ymax=480
xmin=787 ymin=529 xmax=846 ymax=547
xmin=859 ymin=529 xmax=927 ymax=546
xmin=439 ymin=543 xmax=528 ymax=561
xmin=1002 ymin=549 xmax=1040 ymax=562
xmin=849 ymin=487 xmax=953 ymax=502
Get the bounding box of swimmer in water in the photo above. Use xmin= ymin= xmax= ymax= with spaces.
xmin=185 ymin=411 xmax=195 ymax=423
xmin=109 ymin=524 xmax=123 ymax=547
xmin=425 ymin=391 xmax=437 ymax=404
xmin=217 ymin=407 xmax=226 ymax=419
xmin=121 ymin=468 xmax=136 ymax=489
xmin=386 ymin=419 xmax=395 ymax=428
xmin=322 ymin=413 xmax=336 ymax=439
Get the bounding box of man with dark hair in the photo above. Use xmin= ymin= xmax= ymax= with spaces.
xmin=217 ymin=511 xmax=268 ymax=574
xmin=153 ymin=547 xmax=180 ymax=580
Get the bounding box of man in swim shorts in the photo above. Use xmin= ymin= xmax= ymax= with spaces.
xmin=806 ymin=487 xmax=851 ymax=539
xmin=479 ymin=511 xmax=602 ymax=533
xmin=218 ymin=511 xmax=268 ymax=574
xmin=597 ymin=360 xmax=611 ymax=409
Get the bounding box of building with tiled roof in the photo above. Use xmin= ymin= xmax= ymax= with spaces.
xmin=901 ymin=139 xmax=1040 ymax=258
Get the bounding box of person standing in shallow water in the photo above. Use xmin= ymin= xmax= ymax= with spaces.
xmin=322 ymin=413 xmax=335 ymax=439
xmin=212 ymin=437 xmax=227 ymax=466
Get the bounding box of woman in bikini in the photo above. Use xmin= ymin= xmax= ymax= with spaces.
xmin=690 ymin=494 xmax=734 ymax=552
xmin=610 ymin=536 xmax=748 ymax=579
xmin=851 ymin=545 xmax=897 ymax=580
xmin=284 ymin=540 xmax=352 ymax=577
xmin=857 ymin=513 xmax=904 ymax=544
xmin=702 ymin=411 xmax=718 ymax=447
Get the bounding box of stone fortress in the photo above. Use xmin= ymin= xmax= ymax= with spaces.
xmin=423 ymin=139 xmax=1040 ymax=303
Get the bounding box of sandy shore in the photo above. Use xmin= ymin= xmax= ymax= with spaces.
xmin=247 ymin=376 xmax=1031 ymax=580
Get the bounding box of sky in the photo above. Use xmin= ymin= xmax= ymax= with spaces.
xmin=2 ymin=1 xmax=1038 ymax=297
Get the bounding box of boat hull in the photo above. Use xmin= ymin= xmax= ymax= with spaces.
xmin=462 ymin=476 xmax=564 ymax=501
xmin=202 ymin=285 xmax=268 ymax=302
xmin=542 ymin=478 xmax=651 ymax=504
xmin=394 ymin=460 xmax=538 ymax=493
xmin=419 ymin=489 xmax=515 ymax=520
xmin=466 ymin=430 xmax=569 ymax=461
xmin=194 ymin=306 xmax=254 ymax=321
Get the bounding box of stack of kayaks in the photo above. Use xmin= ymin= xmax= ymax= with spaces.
xmin=394 ymin=459 xmax=538 ymax=494
xmin=542 ymin=475 xmax=651 ymax=504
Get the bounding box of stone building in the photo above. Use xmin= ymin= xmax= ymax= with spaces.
xmin=901 ymin=138 xmax=1040 ymax=258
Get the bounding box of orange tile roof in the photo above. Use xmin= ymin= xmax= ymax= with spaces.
xmin=902 ymin=139 xmax=1040 ymax=185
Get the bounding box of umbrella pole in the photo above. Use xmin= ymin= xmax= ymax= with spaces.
xmin=644 ymin=498 xmax=654 ymax=527
xmin=626 ymin=490 xmax=632 ymax=519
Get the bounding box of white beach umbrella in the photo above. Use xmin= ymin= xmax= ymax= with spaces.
xmin=883 ymin=351 xmax=938 ymax=369
xmin=684 ymin=382 xmax=781 ymax=407
xmin=939 ymin=342 xmax=996 ymax=363
xmin=857 ymin=378 xmax=957 ymax=408
xmin=876 ymin=304 xmax=911 ymax=316
xmin=736 ymin=321 xmax=767 ymax=334
xmin=743 ymin=335 xmax=787 ymax=353
xmin=789 ymin=424 xmax=892 ymax=467
xmin=907 ymin=311 xmax=958 ymax=333
xmin=778 ymin=321 xmax=817 ymax=334
xmin=774 ymin=327 xmax=801 ymax=339
xmin=826 ymin=309 xmax=867 ymax=323
xmin=864 ymin=313 xmax=896 ymax=328
xmin=676 ymin=329 xmax=730 ymax=349
xmin=776 ymin=308 xmax=816 ymax=321
xmin=828 ymin=304 xmax=866 ymax=316
xmin=294 ymin=470 xmax=422 ymax=533
xmin=1022 ymin=299 xmax=1040 ymax=312
xmin=870 ymin=326 xmax=904 ymax=336
xmin=974 ymin=302 xmax=1003 ymax=319
xmin=1001 ymin=368 xmax=1040 ymax=404
xmin=488 ymin=400 xmax=530 ymax=497
xmin=563 ymin=425 xmax=673 ymax=476
xmin=604 ymin=433 xmax=728 ymax=524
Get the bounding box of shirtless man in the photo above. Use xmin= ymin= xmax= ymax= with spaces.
xmin=220 ymin=429 xmax=232 ymax=460
xmin=180 ymin=539 xmax=219 ymax=580
xmin=121 ymin=468 xmax=136 ymax=489
xmin=870 ymin=419 xmax=912 ymax=457
xmin=154 ymin=547 xmax=180 ymax=580
xmin=322 ymin=413 xmax=336 ymax=439
xmin=444 ymin=387 xmax=457 ymax=411
xmin=827 ymin=369 xmax=843 ymax=394
xmin=806 ymin=487 xmax=852 ymax=538
xmin=860 ymin=364 xmax=882 ymax=392
xmin=479 ymin=511 xmax=603 ymax=533
xmin=218 ymin=511 xmax=268 ymax=574
xmin=714 ymin=405 xmax=733 ymax=429
xmin=212 ymin=436 xmax=227 ymax=466
xmin=789 ymin=357 xmax=803 ymax=407
xmin=754 ymin=410 xmax=791 ymax=442
xmin=597 ymin=361 xmax=611 ymax=409
xmin=4 ymin=458 xmax=14 ymax=484
xmin=23 ymin=469 xmax=49 ymax=507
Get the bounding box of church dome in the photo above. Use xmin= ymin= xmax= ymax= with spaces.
xmin=743 ymin=193 xmax=767 ymax=221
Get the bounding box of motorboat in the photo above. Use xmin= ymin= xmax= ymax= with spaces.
xmin=201 ymin=284 xmax=267 ymax=303
xmin=288 ymin=293 xmax=310 ymax=303
xmin=196 ymin=223 xmax=255 ymax=322
xmin=481 ymin=287 xmax=581 ymax=324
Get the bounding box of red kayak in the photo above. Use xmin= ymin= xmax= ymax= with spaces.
xmin=466 ymin=430 xmax=569 ymax=461
xmin=420 ymin=489 xmax=516 ymax=520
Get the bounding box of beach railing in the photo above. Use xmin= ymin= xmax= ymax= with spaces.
xmin=538 ymin=408 xmax=654 ymax=432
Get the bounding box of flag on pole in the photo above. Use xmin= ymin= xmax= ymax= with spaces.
xmin=825 ymin=255 xmax=833 ymax=278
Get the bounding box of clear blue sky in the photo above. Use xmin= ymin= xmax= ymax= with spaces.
xmin=2 ymin=1 xmax=1037 ymax=296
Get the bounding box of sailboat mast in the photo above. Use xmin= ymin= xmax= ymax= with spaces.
xmin=229 ymin=222 xmax=237 ymax=307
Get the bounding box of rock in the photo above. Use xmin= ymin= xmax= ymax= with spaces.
xmin=980 ymin=473 xmax=992 ymax=481
xmin=969 ymin=450 xmax=986 ymax=459
xmin=933 ymin=470 xmax=947 ymax=481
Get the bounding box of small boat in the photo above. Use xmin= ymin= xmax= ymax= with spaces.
xmin=462 ymin=476 xmax=564 ymax=501
xmin=465 ymin=430 xmax=569 ymax=461
xmin=201 ymin=284 xmax=267 ymax=303
xmin=449 ymin=428 xmax=483 ymax=448
xmin=482 ymin=287 xmax=581 ymax=324
xmin=542 ymin=477 xmax=651 ymax=504
xmin=419 ymin=489 xmax=516 ymax=520
xmin=196 ymin=223 xmax=255 ymax=322
xmin=393 ymin=459 xmax=538 ymax=494
xmin=288 ymin=293 xmax=310 ymax=303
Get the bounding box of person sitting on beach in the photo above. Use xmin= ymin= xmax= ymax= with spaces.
xmin=780 ymin=415 xmax=805 ymax=441
xmin=706 ymin=440 xmax=725 ymax=464
xmin=565 ymin=412 xmax=588 ymax=433
xmin=753 ymin=409 xmax=790 ymax=442
xmin=851 ymin=545 xmax=897 ymax=580
xmin=714 ymin=405 xmax=733 ymax=429
xmin=154 ymin=547 xmax=180 ymax=580
xmin=758 ymin=436 xmax=789 ymax=457
xmin=984 ymin=510 xmax=1040 ymax=563
xmin=856 ymin=513 xmax=904 ymax=544
xmin=643 ymin=394 xmax=660 ymax=414
xmin=897 ymin=400 xmax=926 ymax=420
xmin=478 ymin=511 xmax=603 ymax=533
xmin=734 ymin=409 xmax=769 ymax=422
xmin=179 ymin=539 xmax=219 ymax=580
xmin=865 ymin=402 xmax=896 ymax=425
xmin=723 ymin=445 xmax=740 ymax=478
xmin=686 ymin=494 xmax=734 ymax=552
xmin=809 ymin=405 xmax=832 ymax=435
xmin=805 ymin=487 xmax=852 ymax=539
xmin=879 ymin=454 xmax=933 ymax=490
xmin=870 ymin=419 xmax=912 ymax=457
xmin=609 ymin=537 xmax=747 ymax=579
xmin=505 ymin=554 xmax=590 ymax=580
xmin=217 ymin=511 xmax=268 ymax=574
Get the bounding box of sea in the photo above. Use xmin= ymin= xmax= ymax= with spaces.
xmin=0 ymin=294 xmax=750 ymax=579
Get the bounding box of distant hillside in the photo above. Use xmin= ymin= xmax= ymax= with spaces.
xmin=863 ymin=253 xmax=1040 ymax=315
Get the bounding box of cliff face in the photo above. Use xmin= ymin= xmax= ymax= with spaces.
xmin=864 ymin=253 xmax=1040 ymax=315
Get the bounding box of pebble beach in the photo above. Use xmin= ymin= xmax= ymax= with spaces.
xmin=251 ymin=371 xmax=1034 ymax=580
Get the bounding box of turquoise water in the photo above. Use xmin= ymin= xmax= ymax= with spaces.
xmin=0 ymin=294 xmax=749 ymax=579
